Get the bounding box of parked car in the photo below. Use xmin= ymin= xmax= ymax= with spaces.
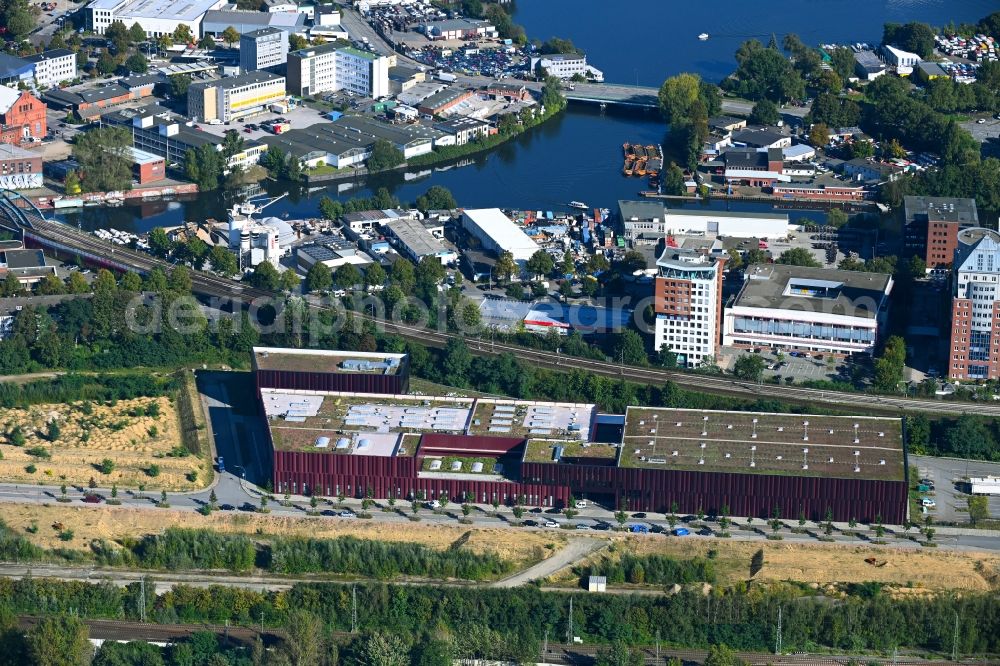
xmin=921 ymin=498 xmax=936 ymax=508
xmin=219 ymin=503 xmax=235 ymax=511
xmin=82 ymin=494 xmax=102 ymax=503
xmin=575 ymin=523 xmax=590 ymax=530
xmin=574 ymin=500 xmax=588 ymax=509
xmin=522 ymin=519 xmax=538 ymax=527
xmin=673 ymin=527 xmax=690 ymax=536
xmin=543 ymin=520 xmax=559 ymax=528
xmin=339 ymin=510 xmax=357 ymax=518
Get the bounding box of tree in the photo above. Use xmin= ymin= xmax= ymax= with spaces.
xmin=198 ymin=34 xmax=216 ymax=49
xmin=662 ymin=162 xmax=686 ymax=196
xmin=185 ymin=145 xmax=224 ymax=190
xmin=442 ymin=338 xmax=472 ymax=387
xmin=367 ymin=139 xmax=405 ymax=172
xmin=96 ymin=51 xmax=117 ymax=76
xmin=64 ymin=170 xmax=81 ymax=195
xmin=250 ymin=261 xmax=281 ymax=291
xmin=610 ymin=329 xmax=647 ymax=366
xmin=776 ymin=247 xmax=821 ymax=267
xmin=526 ymin=249 xmax=555 ymax=278
xmin=883 ymin=22 xmax=935 ymax=58
xmin=47 ymin=419 xmax=61 ymax=441
xmin=333 ymin=263 xmax=361 ymax=290
xmin=209 ymin=245 xmax=239 ymax=276
xmin=414 ymin=185 xmax=456 ymax=211
xmin=221 ymin=26 xmax=240 ymax=48
xmin=25 ymin=615 xmax=91 ymax=666
xmin=280 ymin=268 xmax=300 ymax=292
xmin=873 ymin=335 xmax=906 ymax=393
xmin=733 ymin=354 xmax=766 ymax=382
xmin=968 ymin=495 xmax=989 ymax=525
xmin=124 ymin=52 xmax=148 ymax=73
xmin=658 ymin=72 xmax=703 ymax=125
xmin=73 ymin=126 xmax=133 ymax=192
xmin=172 ymin=23 xmax=193 ymax=44
xmin=493 ymin=251 xmax=517 ymax=283
xmin=169 ymin=74 xmax=192 ymax=98
xmin=359 ymin=632 xmax=409 ymax=666
xmin=726 ymin=40 xmax=805 ymax=102
xmin=305 ymin=262 xmax=333 ymax=293
xmin=808 ymin=122 xmax=830 ymax=148
xmin=749 ymin=99 xmax=780 ymax=125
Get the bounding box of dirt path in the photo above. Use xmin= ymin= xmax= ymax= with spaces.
xmin=492 ymin=537 xmax=605 ymax=588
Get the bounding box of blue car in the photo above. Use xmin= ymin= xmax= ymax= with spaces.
xmin=629 ymin=524 xmax=650 ymax=533
xmin=673 ymin=527 xmax=690 ymax=536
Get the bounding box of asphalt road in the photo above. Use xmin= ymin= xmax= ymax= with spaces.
xmin=492 ymin=537 xmax=604 ymax=588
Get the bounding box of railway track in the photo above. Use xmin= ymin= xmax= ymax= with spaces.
xmin=15 ymin=616 xmax=974 ymax=665
xmin=19 ymin=214 xmax=1000 ymax=417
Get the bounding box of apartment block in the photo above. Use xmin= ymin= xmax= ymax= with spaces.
xmin=653 ymin=245 xmax=726 ymax=368
xmin=287 ymin=42 xmax=391 ymax=99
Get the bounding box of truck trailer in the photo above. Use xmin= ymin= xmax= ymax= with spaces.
xmin=968 ymin=476 xmax=1000 ymax=495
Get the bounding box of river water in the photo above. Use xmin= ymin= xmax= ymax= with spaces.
xmin=58 ymin=0 xmax=997 ymax=232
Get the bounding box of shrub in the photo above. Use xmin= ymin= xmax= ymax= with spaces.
xmin=97 ymin=458 xmax=115 ymax=474
xmin=25 ymin=464 xmax=36 ymax=474
xmin=26 ymin=446 xmax=50 ymax=459
xmin=58 ymin=529 xmax=74 ymax=542
xmin=146 ymin=464 xmax=160 ymax=478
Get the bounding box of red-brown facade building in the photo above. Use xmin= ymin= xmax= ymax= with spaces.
xmin=0 ymin=89 xmax=47 ymax=146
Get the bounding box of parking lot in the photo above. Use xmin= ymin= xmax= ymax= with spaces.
xmin=719 ymin=346 xmax=845 ymax=384
xmin=193 ymin=104 xmax=332 ymax=141
xmin=960 ymin=116 xmax=1000 ymax=144
xmin=912 ymin=455 xmax=1000 ymax=525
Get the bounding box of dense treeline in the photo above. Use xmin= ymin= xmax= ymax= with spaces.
xmin=1 ymin=578 xmax=999 ymax=658
xmin=0 ymin=373 xmax=177 ymax=409
xmin=576 ymin=553 xmax=716 ymax=586
xmin=266 ymin=534 xmax=510 ymax=580
xmin=92 ymin=528 xmax=510 ymax=581
xmin=907 ymin=413 xmax=1000 ymax=461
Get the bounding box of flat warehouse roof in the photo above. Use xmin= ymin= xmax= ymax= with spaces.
xmin=621 ymin=407 xmax=904 ymax=481
xmin=732 ymin=263 xmax=892 ymax=319
xmin=664 ymin=208 xmax=788 ymax=221
xmin=462 ymin=208 xmax=540 ymax=258
xmin=103 ymin=0 xmax=221 ymax=21
xmin=385 ymin=218 xmax=444 ymax=258
xmin=253 ymin=347 xmax=406 ymax=374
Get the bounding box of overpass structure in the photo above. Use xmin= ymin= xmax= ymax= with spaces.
xmin=0 ymin=189 xmax=993 ymax=417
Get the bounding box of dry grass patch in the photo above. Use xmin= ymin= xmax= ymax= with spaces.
xmin=615 ymin=536 xmax=1000 ymax=592
xmin=0 ymin=504 xmax=564 ymax=567
xmin=0 ymin=397 xmax=204 ymax=491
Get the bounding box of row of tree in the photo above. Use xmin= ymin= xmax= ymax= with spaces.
xmin=88 ymin=528 xmax=510 ymax=580
xmin=3 ymin=576 xmax=1000 ymax=657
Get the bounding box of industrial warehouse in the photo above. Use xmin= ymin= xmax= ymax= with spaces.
xmin=254 ymin=347 xmax=909 ymax=524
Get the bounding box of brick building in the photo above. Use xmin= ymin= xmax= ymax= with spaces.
xmin=948 ymin=228 xmax=1000 ymax=381
xmin=0 ymin=88 xmax=47 ymax=146
xmin=130 ymin=147 xmax=165 ymax=184
xmin=903 ymin=196 xmax=979 ymax=274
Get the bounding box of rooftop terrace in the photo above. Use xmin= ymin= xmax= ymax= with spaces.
xmin=621 ymin=407 xmax=904 ymax=481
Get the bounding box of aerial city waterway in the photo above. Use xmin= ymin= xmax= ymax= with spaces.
xmin=55 ymin=0 xmax=998 ymax=232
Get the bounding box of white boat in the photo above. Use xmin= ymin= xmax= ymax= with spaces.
xmin=567 ymin=201 xmax=589 ymax=210
xmin=698 ymin=33 xmax=709 ymax=41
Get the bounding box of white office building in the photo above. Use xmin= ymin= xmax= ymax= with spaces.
xmin=723 ymin=264 xmax=893 ymax=355
xmin=653 ymin=246 xmax=725 ymax=368
xmin=881 ymin=44 xmax=922 ymax=74
xmin=460 ymin=208 xmax=540 ymax=263
xmin=529 ymin=53 xmax=603 ymax=82
xmin=240 ymin=28 xmax=289 ymax=73
xmin=85 ymin=0 xmax=226 ymax=36
xmin=287 ymin=42 xmax=391 ymax=98
xmin=24 ymin=49 xmax=76 ymax=88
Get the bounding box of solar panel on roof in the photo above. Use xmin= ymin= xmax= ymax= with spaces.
xmin=489 ymin=426 xmax=511 ymax=433
xmin=530 ymin=428 xmax=552 ymax=435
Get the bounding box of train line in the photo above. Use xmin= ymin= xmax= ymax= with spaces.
xmin=22 ymin=216 xmax=999 ymax=417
